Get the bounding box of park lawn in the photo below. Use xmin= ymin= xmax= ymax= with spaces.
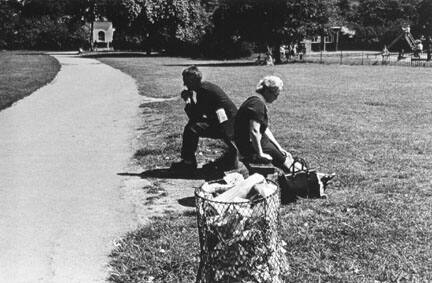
xmin=99 ymin=56 xmax=432 ymax=282
xmin=0 ymin=51 xmax=60 ymax=111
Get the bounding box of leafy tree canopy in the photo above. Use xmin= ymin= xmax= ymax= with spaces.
xmin=1 ymin=0 xmax=431 ymax=55
xmin=418 ymin=0 xmax=432 ymax=35
xmin=213 ymin=0 xmax=337 ymax=48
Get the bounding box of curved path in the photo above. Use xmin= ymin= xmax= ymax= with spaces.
xmin=0 ymin=54 xmax=143 ymax=282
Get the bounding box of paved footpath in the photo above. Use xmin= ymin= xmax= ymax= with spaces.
xmin=0 ymin=54 xmax=143 ymax=282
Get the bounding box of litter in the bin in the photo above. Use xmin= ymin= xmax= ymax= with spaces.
xmin=198 ymin=173 xmax=277 ymax=203
xmin=195 ymin=173 xmax=288 ymax=282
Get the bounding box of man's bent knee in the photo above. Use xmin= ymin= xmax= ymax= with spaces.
xmin=184 ymin=122 xmax=201 ymax=136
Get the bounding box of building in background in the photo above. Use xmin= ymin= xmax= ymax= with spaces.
xmin=92 ymin=21 xmax=115 ymax=51
xmin=302 ymin=26 xmax=356 ymax=52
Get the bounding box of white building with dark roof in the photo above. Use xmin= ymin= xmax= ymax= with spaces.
xmin=92 ymin=21 xmax=115 ymax=50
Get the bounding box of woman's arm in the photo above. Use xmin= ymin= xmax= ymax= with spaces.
xmin=265 ymin=127 xmax=293 ymax=158
xmin=265 ymin=127 xmax=297 ymax=169
xmin=250 ymin=120 xmax=273 ymax=161
xmin=264 ymin=128 xmax=283 ymax=151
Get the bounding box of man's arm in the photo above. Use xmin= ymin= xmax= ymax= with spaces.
xmin=215 ymin=108 xmax=232 ymax=134
xmin=182 ymin=90 xmax=200 ymax=120
xmin=216 ymin=108 xmax=228 ymax=123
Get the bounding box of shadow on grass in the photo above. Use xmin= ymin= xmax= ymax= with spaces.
xmin=118 ymin=167 xmax=223 ymax=181
xmin=178 ymin=196 xmax=196 ymax=208
xmin=164 ymin=62 xmax=257 ymax=68
xmin=12 ymin=51 xmax=47 ymax=55
xmin=81 ymin=52 xmax=163 ymax=58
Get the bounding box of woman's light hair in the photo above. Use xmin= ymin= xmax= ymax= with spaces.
xmin=256 ymin=75 xmax=283 ymax=94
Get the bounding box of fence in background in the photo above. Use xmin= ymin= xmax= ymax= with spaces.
xmin=294 ymin=51 xmax=432 ymax=68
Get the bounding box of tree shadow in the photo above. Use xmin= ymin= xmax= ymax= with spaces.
xmin=118 ymin=167 xmax=224 ymax=181
xmin=81 ymin=52 xmax=164 ymax=58
xmin=14 ymin=51 xmax=47 ymax=55
xmin=164 ymin=62 xmax=256 ymax=68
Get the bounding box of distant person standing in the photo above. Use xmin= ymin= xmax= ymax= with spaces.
xmin=296 ymin=44 xmax=305 ymax=60
xmin=382 ymin=45 xmax=389 ymax=56
xmin=427 ymin=36 xmax=432 ymax=61
xmin=265 ymin=46 xmax=274 ymax=65
xmin=413 ymin=40 xmax=423 ymax=57
xmin=398 ymin=48 xmax=405 ymax=61
xmin=382 ymin=45 xmax=390 ymax=62
xmin=417 ymin=41 xmax=424 ymax=52
xmin=170 ymin=66 xmax=238 ymax=172
xmin=280 ymin=45 xmax=286 ymax=62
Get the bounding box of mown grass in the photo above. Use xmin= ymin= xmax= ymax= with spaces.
xmin=99 ymin=56 xmax=432 ymax=282
xmin=0 ymin=51 xmax=60 ymax=110
xmin=108 ymin=213 xmax=199 ymax=283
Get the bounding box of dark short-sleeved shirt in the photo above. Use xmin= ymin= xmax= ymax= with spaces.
xmin=186 ymin=81 xmax=237 ymax=138
xmin=194 ymin=81 xmax=237 ymax=123
xmin=234 ymin=96 xmax=268 ymax=150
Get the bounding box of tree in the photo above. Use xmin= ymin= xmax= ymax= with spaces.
xmin=0 ymin=0 xmax=22 ymax=48
xmin=127 ymin=0 xmax=209 ymax=54
xmin=20 ymin=0 xmax=69 ymax=19
xmin=211 ymin=0 xmax=337 ymax=61
xmin=105 ymin=0 xmax=143 ymax=30
xmin=417 ymin=0 xmax=432 ymax=36
xmin=330 ymin=0 xmax=421 ymax=50
xmin=6 ymin=0 xmax=94 ymax=50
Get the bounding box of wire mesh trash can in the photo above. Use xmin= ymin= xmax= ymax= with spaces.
xmin=195 ymin=179 xmax=288 ymax=282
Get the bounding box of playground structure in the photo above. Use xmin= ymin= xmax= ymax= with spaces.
xmin=387 ymin=26 xmax=424 ymax=58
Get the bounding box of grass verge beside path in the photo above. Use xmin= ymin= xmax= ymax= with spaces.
xmin=0 ymin=51 xmax=60 ymax=111
xmin=99 ymin=56 xmax=432 ymax=282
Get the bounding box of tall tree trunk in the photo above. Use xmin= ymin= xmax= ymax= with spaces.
xmin=90 ymin=20 xmax=94 ymax=51
xmin=320 ymin=29 xmax=325 ymax=52
xmin=90 ymin=0 xmax=95 ymax=51
xmin=274 ymin=43 xmax=281 ymax=64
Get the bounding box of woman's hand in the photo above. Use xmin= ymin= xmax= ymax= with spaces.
xmin=279 ymin=148 xmax=291 ymax=158
xmin=258 ymin=152 xmax=273 ymax=162
xmin=280 ymin=149 xmax=295 ymax=165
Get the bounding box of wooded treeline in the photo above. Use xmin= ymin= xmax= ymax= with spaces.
xmin=1 ymin=0 xmax=432 ymax=57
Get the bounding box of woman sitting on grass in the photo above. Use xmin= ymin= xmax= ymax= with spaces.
xmin=234 ymin=75 xmax=296 ymax=172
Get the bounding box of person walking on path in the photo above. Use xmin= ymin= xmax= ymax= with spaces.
xmin=170 ymin=66 xmax=239 ymax=173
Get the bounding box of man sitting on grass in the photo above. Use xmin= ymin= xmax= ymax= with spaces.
xmin=170 ymin=66 xmax=239 ymax=173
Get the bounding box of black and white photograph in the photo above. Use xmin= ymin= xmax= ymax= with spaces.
xmin=1 ymin=0 xmax=431 ymax=282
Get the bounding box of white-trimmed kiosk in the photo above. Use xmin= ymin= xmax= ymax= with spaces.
xmin=92 ymin=21 xmax=115 ymax=51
